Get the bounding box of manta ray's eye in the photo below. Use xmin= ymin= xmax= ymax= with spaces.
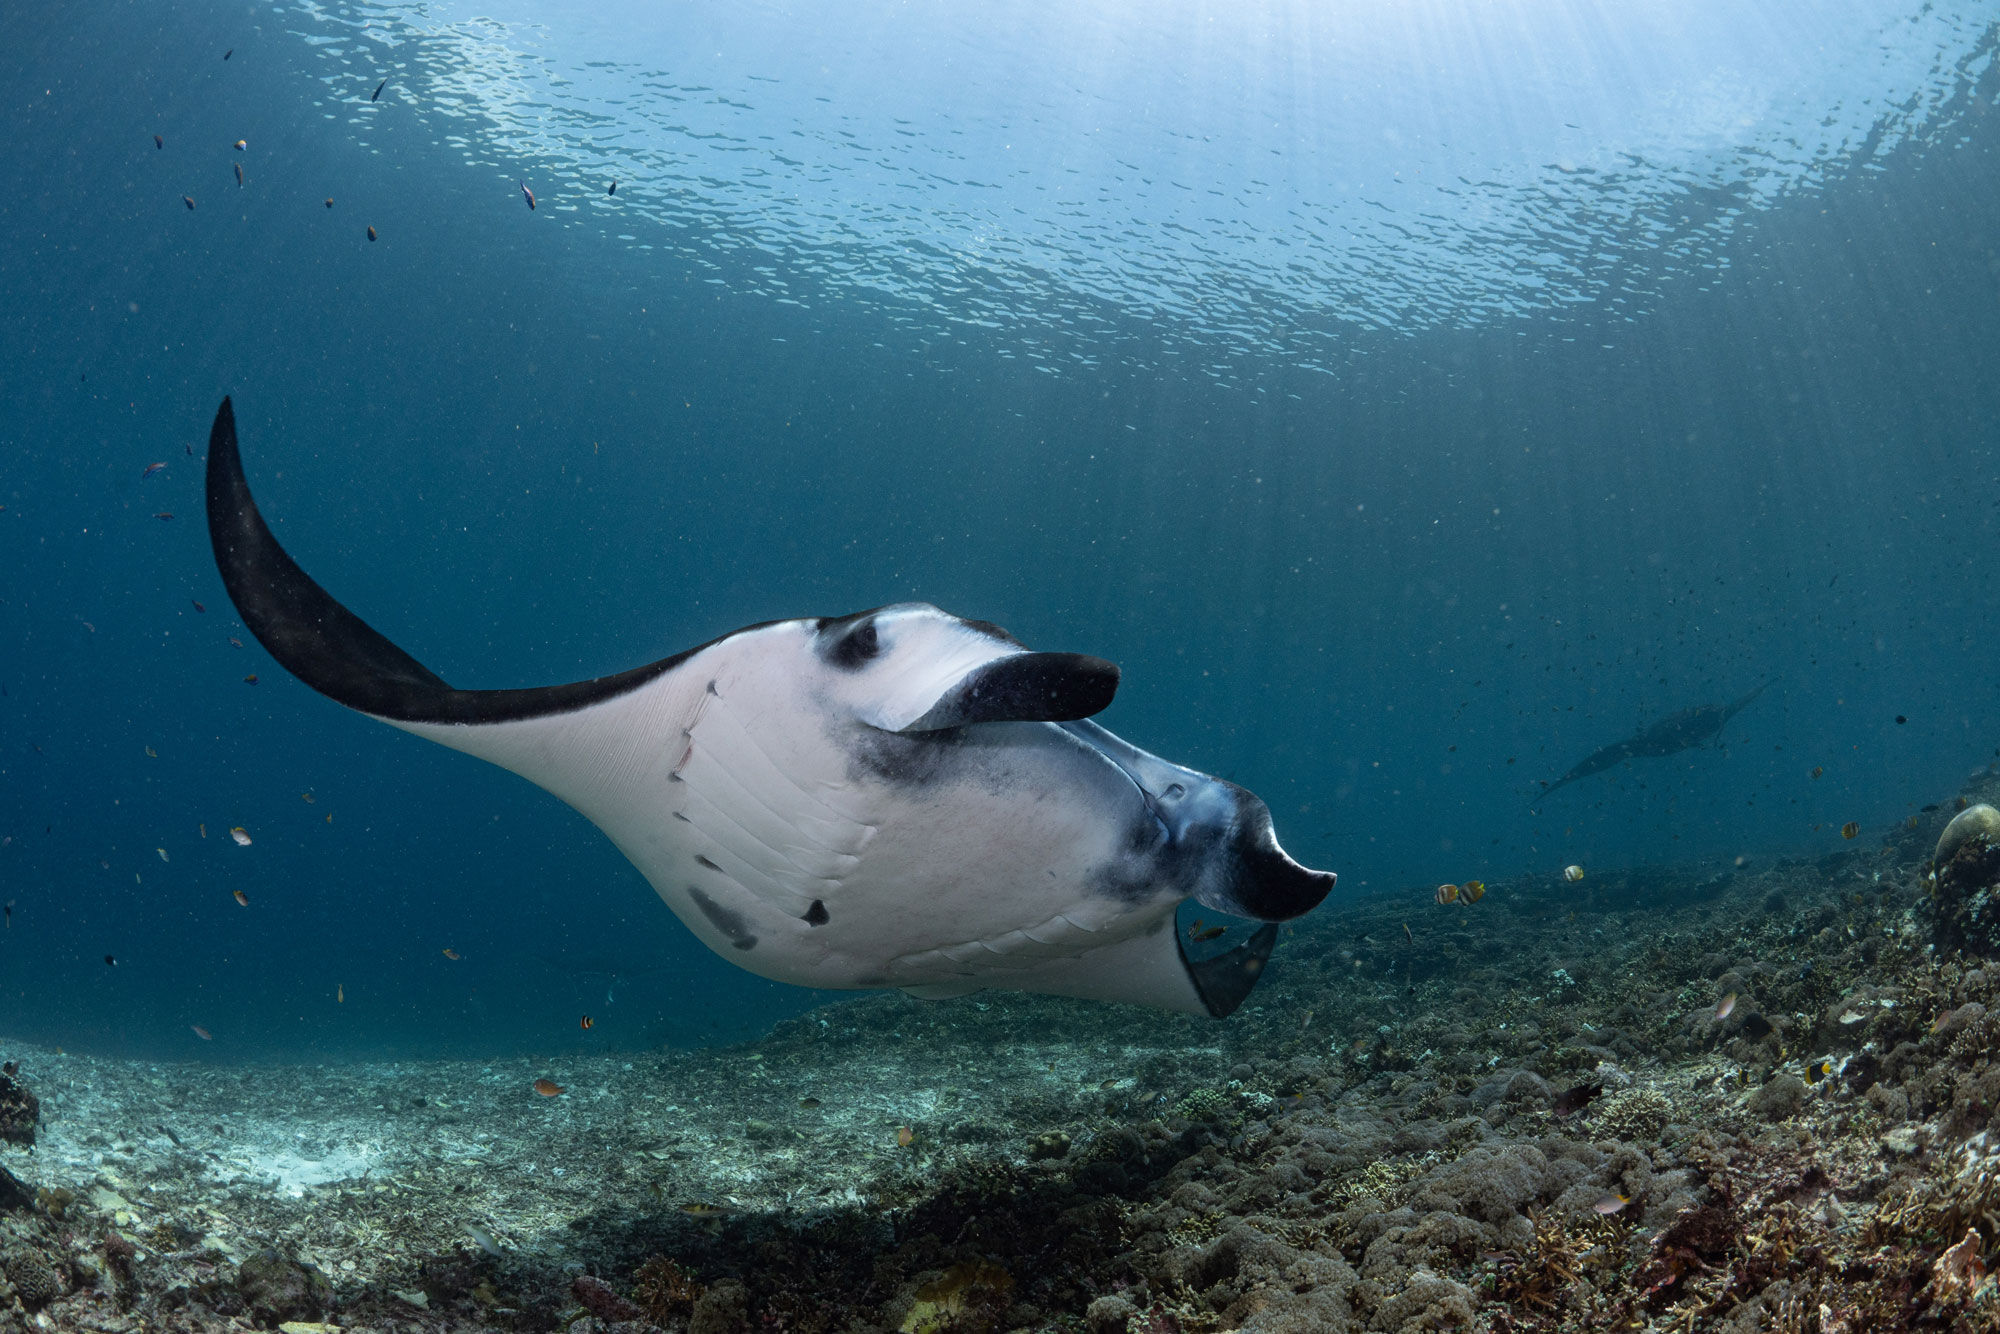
xmin=823 ymin=617 xmax=881 ymax=670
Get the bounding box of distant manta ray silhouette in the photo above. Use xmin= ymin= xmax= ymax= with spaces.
xmin=1531 ymin=682 xmax=1771 ymax=809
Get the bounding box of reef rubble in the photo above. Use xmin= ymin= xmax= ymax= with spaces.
xmin=5 ymin=767 xmax=2000 ymax=1333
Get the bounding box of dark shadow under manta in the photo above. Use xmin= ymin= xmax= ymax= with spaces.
xmin=1531 ymin=682 xmax=1770 ymax=809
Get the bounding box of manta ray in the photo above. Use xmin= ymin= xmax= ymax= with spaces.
xmin=204 ymin=399 xmax=1334 ymax=1017
xmin=1531 ymin=681 xmax=1770 ymax=809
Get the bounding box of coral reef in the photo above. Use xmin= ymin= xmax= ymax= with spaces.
xmin=3 ymin=765 xmax=2000 ymax=1331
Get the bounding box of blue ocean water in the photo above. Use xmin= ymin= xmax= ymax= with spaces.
xmin=1 ymin=0 xmax=1995 ymax=1062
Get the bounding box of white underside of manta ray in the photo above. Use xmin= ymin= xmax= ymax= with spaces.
xmin=202 ymin=398 xmax=1335 ymax=1017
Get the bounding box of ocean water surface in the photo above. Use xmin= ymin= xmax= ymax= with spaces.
xmin=1 ymin=0 xmax=1997 ymax=1062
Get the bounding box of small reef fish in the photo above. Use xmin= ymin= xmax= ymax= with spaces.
xmin=243 ymin=674 xmax=258 ymax=684
xmin=1713 ymin=993 xmax=1738 ymax=1023
xmin=367 ymin=225 xmax=377 ymax=242
xmin=229 ymin=827 xmax=252 ymax=846
xmin=301 ymin=792 xmax=314 ymax=804
xmin=1593 ymin=1193 xmax=1630 ymax=1215
xmin=372 ymin=78 xmax=387 ymax=101
xmin=442 ymin=947 xmax=461 ymax=960
xmin=1563 ymin=864 xmax=1585 ymax=883
xmin=579 ymin=1015 xmax=593 ymax=1030
xmin=1811 ymin=766 xmax=1824 ymax=779
xmin=229 ymin=637 xmax=244 ymax=648
xmin=233 ymin=139 xmax=246 ymax=151
xmin=199 ymin=823 xmax=207 ymax=838
xmin=678 ymin=1203 xmax=734 ymax=1217
xmin=337 ymin=983 xmax=344 ymax=1002
xmin=466 ymin=1223 xmax=503 ymax=1257
xmin=1462 ymin=880 xmax=1486 ymax=903
xmin=3 ymin=902 xmax=10 ymax=929
xmin=532 ymin=1078 xmax=563 ymax=1096
xmin=191 ymin=1025 xmax=212 ymax=1040
xmin=142 ymin=462 xmax=168 ymax=478
xmin=1185 ymin=918 xmax=1203 ymax=938
xmin=223 ymin=49 xmax=232 ymax=60
xmin=156 ymin=848 xmax=168 ymax=862
xmin=608 ymin=180 xmax=617 ymax=195
xmin=234 ymin=162 xmax=243 ymax=187
xmin=154 ymin=512 xmax=174 ymax=521
xmin=183 ymin=196 xmax=196 ymax=211
xmin=1551 ymin=1081 xmax=1601 ymax=1117
xmin=1435 ymin=884 xmax=1459 ymax=905
xmin=191 ymin=600 xmax=205 ymax=613
xmin=1402 ymin=922 xmax=1414 ymax=945
xmin=799 ymin=1096 xmax=821 ymax=1108
xmin=145 ymin=746 xmax=158 ymax=758
xmin=232 ymin=889 xmax=248 ymax=906
xmin=895 ymin=1126 xmax=916 ymax=1147
xmin=154 ymin=135 xmax=163 ymax=149
xmin=521 ymin=181 xmax=536 ymax=210
xmin=1841 ymin=821 xmax=1859 ymax=840
xmin=324 ymin=198 xmax=334 ymax=209
xmin=1190 ymin=925 xmax=1225 ymax=943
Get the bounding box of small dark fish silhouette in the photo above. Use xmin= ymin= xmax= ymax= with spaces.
xmin=1531 ymin=681 xmax=1770 ymax=808
xmin=1552 ymin=1081 xmax=1601 ymax=1117
xmin=372 ymin=78 xmax=387 ymax=101
xmin=608 ymin=180 xmax=617 ymax=195
xmin=234 ymin=162 xmax=243 ymax=187
xmin=192 ymin=600 xmax=206 ymax=613
xmin=366 ymin=225 xmax=377 ymax=242
xmin=183 ymin=195 xmax=196 ymax=210
xmin=521 ymin=181 xmax=535 ymax=210
xmin=223 ymin=49 xmax=232 ymax=60
xmin=104 ymin=954 xmax=116 ymax=966
xmin=154 ymin=134 xmax=163 ymax=149
xmin=324 ymin=198 xmax=334 ymax=209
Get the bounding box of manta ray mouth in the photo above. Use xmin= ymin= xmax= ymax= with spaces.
xmin=1064 ymin=722 xmax=1335 ymax=923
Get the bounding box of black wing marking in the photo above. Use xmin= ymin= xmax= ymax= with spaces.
xmin=204 ymin=396 xmax=716 ymax=724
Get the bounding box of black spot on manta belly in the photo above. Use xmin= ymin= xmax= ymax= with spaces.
xmin=688 ymin=885 xmax=757 ymax=951
xmin=804 ymin=899 xmax=829 ymax=926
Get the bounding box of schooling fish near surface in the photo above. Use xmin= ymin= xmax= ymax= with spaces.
xmin=203 ymin=398 xmax=1333 ymax=1016
xmin=1531 ymin=681 xmax=1770 ymax=809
